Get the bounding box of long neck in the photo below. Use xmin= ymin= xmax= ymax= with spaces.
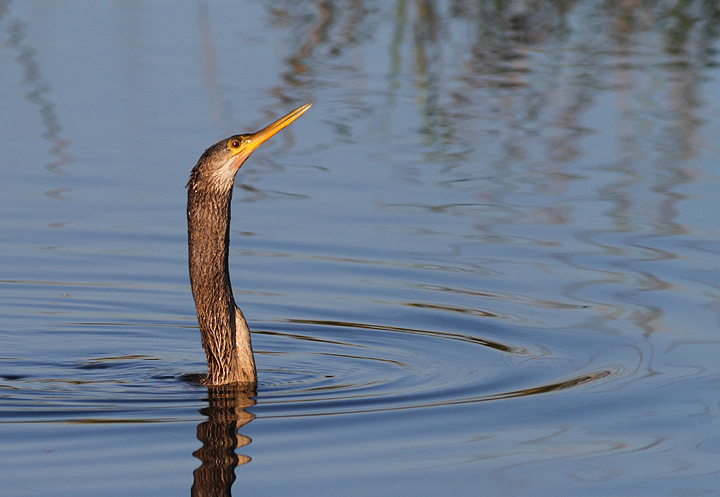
xmin=187 ymin=180 xmax=256 ymax=386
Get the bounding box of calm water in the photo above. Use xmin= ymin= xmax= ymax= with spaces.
xmin=2 ymin=1 xmax=720 ymax=495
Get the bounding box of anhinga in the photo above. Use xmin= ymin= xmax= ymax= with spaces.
xmin=187 ymin=102 xmax=312 ymax=386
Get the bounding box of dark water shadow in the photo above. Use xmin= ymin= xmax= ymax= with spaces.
xmin=192 ymin=384 xmax=256 ymax=497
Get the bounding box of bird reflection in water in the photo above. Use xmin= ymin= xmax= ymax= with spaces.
xmin=192 ymin=384 xmax=256 ymax=497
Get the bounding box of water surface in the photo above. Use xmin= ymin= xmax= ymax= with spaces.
xmin=2 ymin=1 xmax=720 ymax=496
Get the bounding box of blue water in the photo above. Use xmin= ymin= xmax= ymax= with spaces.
xmin=2 ymin=1 xmax=720 ymax=495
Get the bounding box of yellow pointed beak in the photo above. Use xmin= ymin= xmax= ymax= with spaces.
xmin=250 ymin=102 xmax=312 ymax=147
xmin=230 ymin=102 xmax=312 ymax=164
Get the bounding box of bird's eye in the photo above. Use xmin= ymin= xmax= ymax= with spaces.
xmin=230 ymin=139 xmax=241 ymax=148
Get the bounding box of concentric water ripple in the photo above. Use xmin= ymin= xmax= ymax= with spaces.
xmin=252 ymin=319 xmax=626 ymax=417
xmin=0 ymin=317 xmax=629 ymax=424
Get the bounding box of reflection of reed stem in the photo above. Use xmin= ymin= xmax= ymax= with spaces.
xmin=197 ymin=0 xmax=234 ymax=132
xmin=6 ymin=20 xmax=74 ymax=177
xmin=388 ymin=0 xmax=407 ymax=91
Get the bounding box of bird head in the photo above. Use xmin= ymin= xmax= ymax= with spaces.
xmin=189 ymin=102 xmax=312 ymax=190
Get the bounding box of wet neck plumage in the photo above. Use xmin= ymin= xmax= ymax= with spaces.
xmin=187 ymin=181 xmax=256 ymax=386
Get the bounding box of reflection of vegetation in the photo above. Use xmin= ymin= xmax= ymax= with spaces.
xmin=263 ymin=0 xmax=720 ymax=143
xmin=5 ymin=18 xmax=74 ymax=177
xmin=259 ymin=0 xmax=720 ymax=340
